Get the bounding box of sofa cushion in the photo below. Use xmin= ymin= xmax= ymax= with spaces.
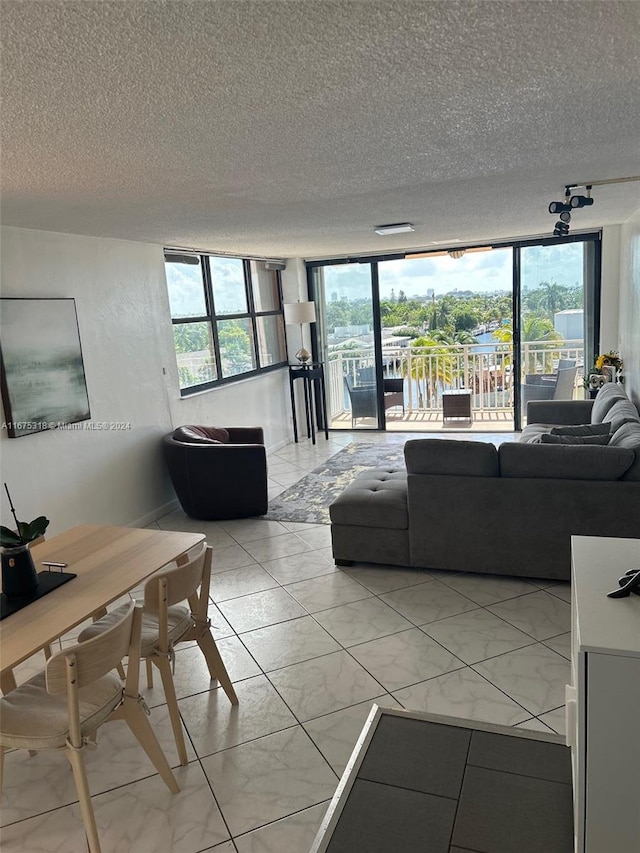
xmin=329 ymin=469 xmax=408 ymax=530
xmin=520 ymin=424 xmax=558 ymax=444
xmin=404 ymin=439 xmax=499 ymax=477
xmin=541 ymin=433 xmax=612 ymax=445
xmin=172 ymin=426 xmax=230 ymax=444
xmin=609 ymin=421 xmax=640 ymax=481
xmin=499 ymin=443 xmax=634 ymax=481
xmin=550 ymin=423 xmax=611 ymax=437
xmin=601 ymin=399 xmax=640 ymax=432
xmin=591 ymin=383 xmax=627 ymax=423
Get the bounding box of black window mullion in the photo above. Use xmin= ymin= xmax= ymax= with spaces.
xmin=244 ymin=259 xmax=261 ymax=368
xmin=202 ymin=255 xmax=222 ymax=380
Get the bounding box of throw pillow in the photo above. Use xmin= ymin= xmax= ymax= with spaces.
xmin=602 ymin=399 xmax=640 ymax=432
xmin=591 ymin=383 xmax=626 ymax=423
xmin=172 ymin=425 xmax=229 ymax=444
xmin=499 ymin=443 xmax=634 ymax=480
xmin=550 ymin=423 xmax=611 ymax=437
xmin=541 ymin=433 xmax=612 ymax=445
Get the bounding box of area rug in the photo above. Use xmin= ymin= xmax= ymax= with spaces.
xmin=265 ymin=442 xmax=406 ymax=525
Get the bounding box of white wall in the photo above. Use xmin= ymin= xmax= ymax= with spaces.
xmin=0 ymin=227 xmax=178 ymax=535
xmin=617 ymin=210 xmax=640 ymax=405
xmin=0 ymin=227 xmax=297 ymax=535
xmin=600 ymin=225 xmax=621 ymax=353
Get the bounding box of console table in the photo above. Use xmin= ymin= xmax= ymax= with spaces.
xmin=567 ymin=536 xmax=640 ymax=853
xmin=288 ymin=362 xmax=329 ymax=444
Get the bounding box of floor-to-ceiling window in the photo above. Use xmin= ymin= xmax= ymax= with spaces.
xmin=311 ymin=262 xmax=382 ymax=429
xmin=519 ymin=240 xmax=597 ymax=424
xmin=308 ymin=233 xmax=600 ymax=431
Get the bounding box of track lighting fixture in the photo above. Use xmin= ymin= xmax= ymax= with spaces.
xmin=570 ymin=186 xmax=594 ymax=208
xmin=548 ymin=175 xmax=640 ymax=238
xmin=549 ymin=187 xmax=572 ymax=237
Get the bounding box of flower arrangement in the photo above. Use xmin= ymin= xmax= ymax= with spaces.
xmin=585 ymin=350 xmax=623 ymax=389
xmin=594 ymin=351 xmax=623 ymax=373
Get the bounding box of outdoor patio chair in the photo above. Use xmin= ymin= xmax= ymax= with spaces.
xmin=521 ymin=358 xmax=577 ymax=409
xmin=344 ymin=375 xmax=377 ymax=425
xmin=350 ymin=371 xmax=406 ymax=418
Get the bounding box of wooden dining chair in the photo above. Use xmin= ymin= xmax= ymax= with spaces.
xmin=0 ymin=601 xmax=179 ymax=853
xmin=79 ymin=543 xmax=238 ymax=766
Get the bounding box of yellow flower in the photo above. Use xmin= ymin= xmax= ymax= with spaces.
xmin=593 ymin=351 xmax=622 ymax=374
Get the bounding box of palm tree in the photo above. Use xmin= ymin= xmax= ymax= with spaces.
xmin=493 ymin=315 xmax=563 ymax=373
xmin=403 ymin=335 xmax=455 ymax=408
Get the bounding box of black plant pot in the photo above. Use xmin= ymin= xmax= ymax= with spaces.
xmin=1 ymin=545 xmax=39 ymax=598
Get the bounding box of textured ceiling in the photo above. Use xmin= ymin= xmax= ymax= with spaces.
xmin=1 ymin=0 xmax=639 ymax=259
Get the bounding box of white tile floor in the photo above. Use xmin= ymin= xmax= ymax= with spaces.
xmin=1 ymin=430 xmax=572 ymax=852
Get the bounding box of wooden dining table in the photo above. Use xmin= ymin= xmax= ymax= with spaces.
xmin=0 ymin=524 xmax=205 ymax=692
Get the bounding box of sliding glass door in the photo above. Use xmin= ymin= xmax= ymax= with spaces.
xmin=311 ymin=263 xmax=382 ymax=430
xmin=377 ymin=248 xmax=514 ymax=430
xmin=308 ymin=233 xmax=600 ymax=432
xmin=519 ymin=241 xmax=597 ymax=425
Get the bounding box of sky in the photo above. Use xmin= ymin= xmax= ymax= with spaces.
xmin=323 ymin=242 xmax=585 ymax=301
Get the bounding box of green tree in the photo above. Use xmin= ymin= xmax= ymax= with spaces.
xmin=218 ymin=321 xmax=252 ymax=375
xmin=494 ymin=315 xmax=563 ymax=372
xmin=403 ymin=335 xmax=455 ymax=408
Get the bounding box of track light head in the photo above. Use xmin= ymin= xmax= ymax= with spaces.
xmin=570 ymin=194 xmax=594 ymax=209
xmin=553 ymin=220 xmax=570 ymax=237
xmin=548 ymin=201 xmax=572 ymax=215
xmin=559 ymin=210 xmax=571 ymax=223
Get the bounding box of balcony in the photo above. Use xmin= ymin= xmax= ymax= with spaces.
xmin=327 ymin=340 xmax=584 ymax=431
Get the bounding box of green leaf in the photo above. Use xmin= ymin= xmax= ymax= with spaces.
xmin=0 ymin=525 xmax=23 ymax=547
xmin=28 ymin=516 xmax=50 ymax=539
xmin=16 ymin=516 xmax=50 ymax=543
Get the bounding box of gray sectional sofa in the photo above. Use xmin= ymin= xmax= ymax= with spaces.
xmin=329 ymin=383 xmax=640 ymax=581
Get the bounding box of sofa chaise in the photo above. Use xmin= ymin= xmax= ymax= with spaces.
xmin=329 ymin=383 xmax=640 ymax=581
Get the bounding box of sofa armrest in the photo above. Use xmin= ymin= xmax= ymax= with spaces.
xmin=226 ymin=426 xmax=265 ymax=445
xmin=526 ymin=399 xmax=593 ymax=425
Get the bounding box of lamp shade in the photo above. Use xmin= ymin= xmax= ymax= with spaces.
xmin=283 ymin=301 xmax=316 ymax=325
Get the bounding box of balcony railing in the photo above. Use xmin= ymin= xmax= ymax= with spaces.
xmin=326 ymin=340 xmax=584 ymax=420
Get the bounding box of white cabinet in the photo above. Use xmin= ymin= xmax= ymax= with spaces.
xmin=569 ymin=536 xmax=640 ymax=853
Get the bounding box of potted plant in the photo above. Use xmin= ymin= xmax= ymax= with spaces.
xmin=1 ymin=485 xmax=50 ymax=598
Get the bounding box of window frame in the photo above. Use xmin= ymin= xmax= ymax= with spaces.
xmin=166 ymin=253 xmax=287 ymax=396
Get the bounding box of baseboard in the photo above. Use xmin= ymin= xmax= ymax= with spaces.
xmin=267 ymin=436 xmax=294 ymax=453
xmin=129 ymin=498 xmax=180 ymax=529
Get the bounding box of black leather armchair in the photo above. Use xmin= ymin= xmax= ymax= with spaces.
xmin=163 ymin=425 xmax=268 ymax=520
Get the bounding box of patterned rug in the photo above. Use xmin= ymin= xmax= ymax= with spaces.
xmin=265 ymin=442 xmax=406 ymax=525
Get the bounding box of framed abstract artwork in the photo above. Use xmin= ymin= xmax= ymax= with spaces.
xmin=0 ymin=298 xmax=91 ymax=438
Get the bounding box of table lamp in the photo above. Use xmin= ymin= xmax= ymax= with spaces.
xmin=283 ymin=301 xmax=316 ymax=363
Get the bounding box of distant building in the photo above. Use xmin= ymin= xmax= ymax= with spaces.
xmin=554 ymin=309 xmax=583 ymax=341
